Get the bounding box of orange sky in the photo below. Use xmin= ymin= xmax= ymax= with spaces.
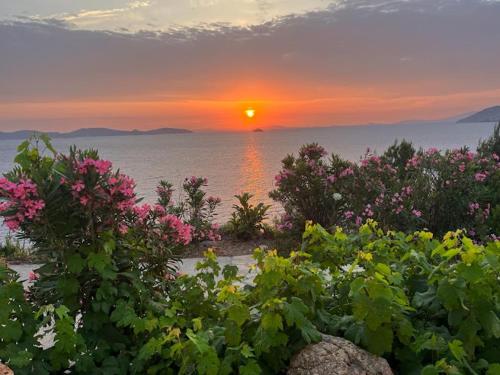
xmin=1 ymin=0 xmax=500 ymax=132
xmin=1 ymin=88 xmax=500 ymax=132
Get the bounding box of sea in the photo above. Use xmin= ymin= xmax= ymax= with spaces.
xmin=0 ymin=121 xmax=497 ymax=240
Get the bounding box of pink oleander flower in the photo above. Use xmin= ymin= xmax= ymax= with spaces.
xmin=355 ymin=216 xmax=363 ymax=226
xmin=363 ymin=204 xmax=374 ymax=218
xmin=468 ymin=202 xmax=480 ymax=215
xmin=459 ymin=163 xmax=466 ymax=173
xmin=402 ymin=186 xmax=413 ymax=196
xmin=344 ymin=211 xmax=354 ymax=219
xmin=28 ymin=271 xmax=39 ymax=282
xmin=80 ymin=195 xmax=90 ymax=206
xmin=0 ymin=201 xmax=12 ymax=212
xmin=5 ymin=219 xmax=20 ymax=231
xmin=72 ymin=180 xmax=85 ymax=192
xmin=412 ymin=209 xmax=422 ymax=218
xmin=474 ymin=172 xmax=488 ymax=182
xmin=118 ymin=223 xmax=129 ymax=234
xmin=406 ymin=156 xmax=420 ymax=168
xmin=133 ymin=203 xmax=152 ymax=221
xmin=339 ymin=167 xmax=354 ymax=177
xmin=326 ymin=175 xmax=336 ymax=184
xmin=426 ymin=148 xmax=439 ymax=155
xmin=159 ymin=214 xmax=192 ymax=245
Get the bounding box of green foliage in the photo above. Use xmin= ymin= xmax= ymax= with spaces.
xmin=302 ymin=220 xmax=500 ymax=374
xmin=228 ymin=192 xmax=271 ymax=240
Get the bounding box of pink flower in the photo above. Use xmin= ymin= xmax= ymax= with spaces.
xmin=339 ymin=167 xmax=354 ymax=177
xmin=94 ymin=160 xmax=112 ymax=175
xmin=118 ymin=223 xmax=129 ymax=234
xmin=412 ymin=209 xmax=422 ymax=218
xmin=5 ymin=219 xmax=20 ymax=231
xmin=72 ymin=180 xmax=85 ymax=192
xmin=80 ymin=195 xmax=90 ymax=206
xmin=159 ymin=214 xmax=192 ymax=245
xmin=28 ymin=271 xmax=39 ymax=282
xmin=0 ymin=201 xmax=12 ymax=213
xmin=344 ymin=211 xmax=354 ymax=219
xmin=474 ymin=172 xmax=488 ymax=182
xmin=459 ymin=163 xmax=466 ymax=173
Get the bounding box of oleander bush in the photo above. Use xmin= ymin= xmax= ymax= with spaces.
xmin=156 ymin=178 xmax=222 ymax=242
xmin=228 ymin=192 xmax=271 ymax=240
xmin=271 ymin=124 xmax=500 ymax=241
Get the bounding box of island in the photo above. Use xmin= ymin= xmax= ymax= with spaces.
xmin=457 ymin=105 xmax=500 ymax=123
xmin=252 ymin=128 xmax=264 ymax=133
xmin=0 ymin=127 xmax=192 ymax=141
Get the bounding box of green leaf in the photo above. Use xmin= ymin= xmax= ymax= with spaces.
xmin=261 ymin=312 xmax=283 ymax=332
xmin=0 ymin=320 xmax=23 ymax=342
xmin=283 ymin=297 xmax=308 ymax=327
xmin=227 ymin=304 xmax=250 ymax=327
xmin=487 ymin=364 xmax=500 ymax=375
xmin=239 ymin=360 xmax=261 ymax=375
xmin=364 ymin=325 xmax=393 ymax=355
xmin=448 ymin=340 xmax=466 ymax=362
xmin=421 ymin=365 xmax=440 ymax=375
xmin=67 ymin=254 xmax=85 ymax=274
xmin=224 ymin=320 xmax=242 ymax=347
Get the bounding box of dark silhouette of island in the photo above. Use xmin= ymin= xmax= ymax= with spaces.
xmin=252 ymin=128 xmax=264 ymax=132
xmin=457 ymin=106 xmax=500 ymax=123
xmin=0 ymin=127 xmax=192 ymax=140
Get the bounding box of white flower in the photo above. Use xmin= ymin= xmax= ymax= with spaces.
xmin=333 ymin=193 xmax=342 ymax=201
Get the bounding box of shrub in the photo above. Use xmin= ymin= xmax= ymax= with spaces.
xmin=156 ymin=177 xmax=222 ymax=242
xmin=0 ymin=136 xmax=194 ymax=373
xmin=228 ymin=192 xmax=270 ymax=240
xmin=270 ymin=127 xmax=500 ymax=241
xmin=302 ymin=220 xmax=500 ymax=374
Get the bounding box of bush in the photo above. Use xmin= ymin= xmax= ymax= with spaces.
xmin=270 ymin=126 xmax=500 ymax=241
xmin=228 ymin=192 xmax=270 ymax=240
xmin=156 ymin=177 xmax=222 ymax=242
xmin=0 ymin=136 xmax=194 ymax=373
xmin=302 ymin=220 xmax=500 ymax=374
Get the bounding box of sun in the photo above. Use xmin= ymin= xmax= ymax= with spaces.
xmin=245 ymin=108 xmax=255 ymax=119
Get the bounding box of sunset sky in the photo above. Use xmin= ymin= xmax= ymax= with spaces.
xmin=1 ymin=0 xmax=500 ymax=131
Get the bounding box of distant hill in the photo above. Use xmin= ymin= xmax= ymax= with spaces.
xmin=457 ymin=106 xmax=500 ymax=123
xmin=0 ymin=127 xmax=192 ymax=141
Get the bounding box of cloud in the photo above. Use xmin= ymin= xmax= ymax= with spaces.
xmin=1 ymin=0 xmax=499 ymax=129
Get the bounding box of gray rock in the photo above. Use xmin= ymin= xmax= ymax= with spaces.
xmin=288 ymin=334 xmax=394 ymax=375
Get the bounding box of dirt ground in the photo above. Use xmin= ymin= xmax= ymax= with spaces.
xmin=180 ymin=236 xmax=276 ymax=258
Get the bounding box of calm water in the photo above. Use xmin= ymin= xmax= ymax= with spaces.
xmin=0 ymin=121 xmax=496 ymax=238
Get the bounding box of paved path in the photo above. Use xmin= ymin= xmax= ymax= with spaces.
xmin=9 ymin=255 xmax=256 ymax=285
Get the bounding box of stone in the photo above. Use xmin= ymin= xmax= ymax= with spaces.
xmin=0 ymin=363 xmax=13 ymax=375
xmin=288 ymin=334 xmax=394 ymax=375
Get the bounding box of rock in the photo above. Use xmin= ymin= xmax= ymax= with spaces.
xmin=288 ymin=334 xmax=393 ymax=375
xmin=0 ymin=363 xmax=13 ymax=375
